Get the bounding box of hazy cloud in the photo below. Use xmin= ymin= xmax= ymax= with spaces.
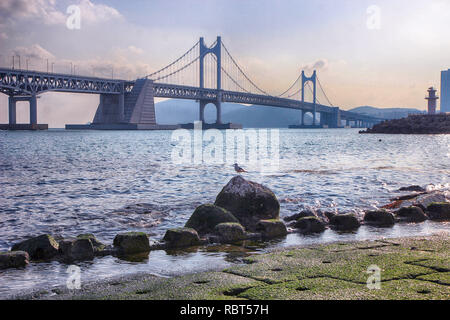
xmin=0 ymin=0 xmax=122 ymax=26
xmin=302 ymin=59 xmax=329 ymax=73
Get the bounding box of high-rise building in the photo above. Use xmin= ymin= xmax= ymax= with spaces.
xmin=441 ymin=69 xmax=450 ymax=113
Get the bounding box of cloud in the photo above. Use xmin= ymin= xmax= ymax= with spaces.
xmin=0 ymin=0 xmax=66 ymax=25
xmin=77 ymin=0 xmax=123 ymax=25
xmin=0 ymin=0 xmax=122 ymax=26
xmin=7 ymin=43 xmax=150 ymax=80
xmin=127 ymin=46 xmax=144 ymax=55
xmin=11 ymin=44 xmax=55 ymax=60
xmin=301 ymin=59 xmax=329 ymax=73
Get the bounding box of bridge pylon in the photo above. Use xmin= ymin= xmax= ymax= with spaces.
xmin=301 ymin=70 xmax=317 ymax=126
xmin=199 ymin=36 xmax=222 ymax=124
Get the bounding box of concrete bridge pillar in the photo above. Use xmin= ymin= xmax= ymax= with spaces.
xmin=199 ymin=101 xmax=206 ymax=122
xmin=199 ymin=100 xmax=222 ymax=124
xmin=216 ymin=100 xmax=222 ymax=124
xmin=118 ymin=92 xmax=125 ymax=123
xmin=8 ymin=96 xmax=16 ymax=125
xmin=301 ymin=110 xmax=304 ymax=126
xmin=29 ymin=94 xmax=37 ymax=125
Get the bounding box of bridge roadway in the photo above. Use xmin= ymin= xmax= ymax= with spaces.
xmin=0 ymin=67 xmax=382 ymax=128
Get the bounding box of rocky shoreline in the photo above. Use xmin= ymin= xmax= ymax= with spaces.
xmin=1 ymin=176 xmax=449 ymax=274
xmin=9 ymin=234 xmax=450 ymax=300
xmin=360 ymin=113 xmax=450 ymax=134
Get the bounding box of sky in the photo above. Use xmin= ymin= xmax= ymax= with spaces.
xmin=0 ymin=0 xmax=449 ymax=127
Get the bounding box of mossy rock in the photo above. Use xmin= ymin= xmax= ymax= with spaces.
xmin=294 ymin=216 xmax=326 ymax=234
xmin=214 ymin=176 xmax=280 ymax=231
xmin=59 ymin=238 xmax=95 ymax=262
xmin=257 ymin=219 xmax=288 ymax=238
xmin=214 ymin=223 xmax=246 ymax=243
xmin=426 ymin=202 xmax=450 ymax=221
xmin=77 ymin=234 xmax=106 ymax=253
xmin=395 ymin=206 xmax=427 ymax=223
xmin=363 ymin=210 xmax=395 ymax=227
xmin=185 ymin=204 xmax=239 ymax=235
xmin=329 ymin=214 xmax=360 ymax=231
xmin=113 ymin=232 xmax=150 ymax=254
xmin=11 ymin=234 xmax=59 ymax=260
xmin=163 ymin=228 xmax=200 ymax=248
xmin=0 ymin=251 xmax=29 ymax=269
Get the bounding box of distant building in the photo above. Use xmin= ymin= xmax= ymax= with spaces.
xmin=441 ymin=69 xmax=450 ymax=113
xmin=425 ymin=87 xmax=438 ymax=115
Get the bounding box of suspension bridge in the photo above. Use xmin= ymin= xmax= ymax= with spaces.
xmin=0 ymin=36 xmax=383 ymax=130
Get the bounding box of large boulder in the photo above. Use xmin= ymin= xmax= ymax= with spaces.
xmin=163 ymin=228 xmax=200 ymax=248
xmin=329 ymin=214 xmax=360 ymax=231
xmin=256 ymin=220 xmax=288 ymax=238
xmin=185 ymin=204 xmax=239 ymax=235
xmin=113 ymin=232 xmax=150 ymax=254
xmin=213 ymin=223 xmax=246 ymax=243
xmin=294 ymin=216 xmax=326 ymax=234
xmin=0 ymin=251 xmax=29 ymax=269
xmin=364 ymin=210 xmax=395 ymax=227
xmin=11 ymin=234 xmax=59 ymax=260
xmin=214 ymin=176 xmax=280 ymax=231
xmin=426 ymin=202 xmax=450 ymax=221
xmin=395 ymin=206 xmax=427 ymax=223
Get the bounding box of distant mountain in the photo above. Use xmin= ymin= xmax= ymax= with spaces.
xmin=155 ymin=99 xmax=309 ymax=128
xmin=155 ymin=100 xmax=423 ymax=128
xmin=349 ymin=106 xmax=424 ymax=120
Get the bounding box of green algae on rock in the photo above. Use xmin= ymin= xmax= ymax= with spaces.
xmin=113 ymin=232 xmax=150 ymax=254
xmin=11 ymin=234 xmax=59 ymax=260
xmin=214 ymin=176 xmax=280 ymax=231
xmin=163 ymin=228 xmax=201 ymax=248
xmin=185 ymin=204 xmax=239 ymax=235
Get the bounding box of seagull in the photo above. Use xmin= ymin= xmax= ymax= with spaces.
xmin=233 ymin=163 xmax=247 ymax=173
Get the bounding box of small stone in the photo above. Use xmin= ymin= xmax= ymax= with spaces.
xmin=0 ymin=251 xmax=29 ymax=269
xmin=399 ymin=185 xmax=426 ymax=192
xmin=283 ymin=209 xmax=316 ymax=222
xmin=11 ymin=234 xmax=59 ymax=260
xmin=294 ymin=216 xmax=326 ymax=234
xmin=214 ymin=223 xmax=246 ymax=243
xmin=395 ymin=206 xmax=427 ymax=223
xmin=163 ymin=228 xmax=200 ymax=248
xmin=113 ymin=232 xmax=150 ymax=254
xmin=364 ymin=210 xmax=395 ymax=227
xmin=426 ymin=202 xmax=450 ymax=221
xmin=329 ymin=214 xmax=361 ymax=231
xmin=257 ymin=220 xmax=288 ymax=238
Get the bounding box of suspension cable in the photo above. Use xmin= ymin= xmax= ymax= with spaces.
xmin=143 ymin=41 xmax=200 ymax=79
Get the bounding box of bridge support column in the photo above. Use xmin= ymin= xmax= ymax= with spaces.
xmin=8 ymin=96 xmax=16 ymax=125
xmin=199 ymin=100 xmax=206 ymax=122
xmin=118 ymin=92 xmax=125 ymax=123
xmin=216 ymin=100 xmax=222 ymax=124
xmin=300 ymin=110 xmax=304 ymax=126
xmin=29 ymin=94 xmax=37 ymax=125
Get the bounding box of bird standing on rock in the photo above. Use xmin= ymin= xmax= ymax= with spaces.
xmin=233 ymin=163 xmax=247 ymax=173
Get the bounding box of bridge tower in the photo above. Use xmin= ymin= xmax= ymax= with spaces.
xmin=199 ymin=36 xmax=222 ymax=124
xmin=301 ymin=70 xmax=317 ymax=126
